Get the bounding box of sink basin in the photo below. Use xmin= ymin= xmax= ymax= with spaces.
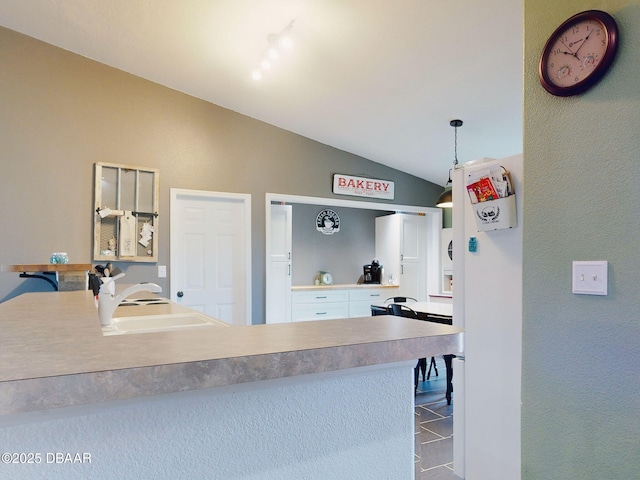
xmin=118 ymin=298 xmax=170 ymax=307
xmin=102 ymin=311 xmax=229 ymax=336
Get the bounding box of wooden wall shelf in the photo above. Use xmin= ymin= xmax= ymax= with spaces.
xmin=2 ymin=264 xmax=93 ymax=291
xmin=2 ymin=264 xmax=93 ymax=273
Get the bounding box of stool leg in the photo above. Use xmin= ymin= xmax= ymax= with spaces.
xmin=419 ymin=358 xmax=427 ymax=382
xmin=444 ymin=355 xmax=454 ymax=405
xmin=427 ymin=356 xmax=438 ymax=379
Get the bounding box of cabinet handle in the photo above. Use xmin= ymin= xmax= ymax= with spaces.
xmin=316 ymin=296 xmax=327 ymax=299
xmin=288 ymin=252 xmax=291 ymax=260
xmin=370 ymin=293 xmax=380 ymax=297
xmin=288 ymin=265 xmax=291 ymax=276
xmin=177 ymin=291 xmax=184 ymax=298
xmin=316 ymin=312 xmax=327 ymax=315
xmin=401 ymin=265 xmax=404 ymax=275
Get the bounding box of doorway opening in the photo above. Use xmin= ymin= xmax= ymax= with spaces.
xmin=265 ymin=192 xmax=443 ymax=323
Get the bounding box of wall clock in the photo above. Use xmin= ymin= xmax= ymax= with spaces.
xmin=538 ymin=10 xmax=619 ymax=97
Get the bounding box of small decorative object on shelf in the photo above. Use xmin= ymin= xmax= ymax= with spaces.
xmin=49 ymin=252 xmax=69 ymax=264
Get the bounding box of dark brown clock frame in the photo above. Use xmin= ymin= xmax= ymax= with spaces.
xmin=538 ymin=10 xmax=619 ymax=97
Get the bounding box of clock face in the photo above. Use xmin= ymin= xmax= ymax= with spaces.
xmin=539 ymin=10 xmax=618 ymax=96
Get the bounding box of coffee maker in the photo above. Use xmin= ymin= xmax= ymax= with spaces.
xmin=363 ymin=259 xmax=383 ymax=284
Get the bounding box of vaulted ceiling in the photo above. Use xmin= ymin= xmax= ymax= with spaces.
xmin=0 ymin=0 xmax=524 ymax=185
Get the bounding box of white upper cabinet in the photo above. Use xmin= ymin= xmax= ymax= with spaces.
xmin=266 ymin=204 xmax=292 ymax=323
xmin=441 ymin=227 xmax=453 ymax=293
xmin=375 ymin=214 xmax=428 ymax=301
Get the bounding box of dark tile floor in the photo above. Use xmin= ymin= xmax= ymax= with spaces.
xmin=414 ymin=357 xmax=462 ymax=480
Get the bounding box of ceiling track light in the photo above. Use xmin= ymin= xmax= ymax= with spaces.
xmin=436 ymin=119 xmax=463 ymax=209
xmin=251 ymin=20 xmax=295 ymax=81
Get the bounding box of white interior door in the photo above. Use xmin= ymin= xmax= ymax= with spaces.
xmin=170 ymin=189 xmax=251 ymax=326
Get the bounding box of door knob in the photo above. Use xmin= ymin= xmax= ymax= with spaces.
xmin=177 ymin=291 xmax=184 ymax=298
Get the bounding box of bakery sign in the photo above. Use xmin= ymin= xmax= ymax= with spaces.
xmin=333 ymin=174 xmax=394 ymax=200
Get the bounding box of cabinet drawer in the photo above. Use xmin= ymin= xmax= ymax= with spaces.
xmin=349 ymin=301 xmax=378 ymax=318
xmin=292 ymin=303 xmax=349 ymax=322
xmin=349 ymin=289 xmax=390 ymax=302
xmin=292 ymin=290 xmax=349 ymax=304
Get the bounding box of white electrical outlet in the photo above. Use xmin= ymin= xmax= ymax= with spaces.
xmin=158 ymin=265 xmax=167 ymax=278
xmin=572 ymin=261 xmax=607 ymax=295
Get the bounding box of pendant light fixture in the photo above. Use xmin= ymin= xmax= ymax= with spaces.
xmin=436 ymin=119 xmax=463 ymax=208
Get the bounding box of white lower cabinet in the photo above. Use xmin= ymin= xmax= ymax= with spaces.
xmin=291 ymin=290 xmax=349 ymax=322
xmin=348 ymin=289 xmax=387 ymax=317
xmin=291 ymin=287 xmax=397 ymax=322
xmin=291 ymin=302 xmax=350 ymax=322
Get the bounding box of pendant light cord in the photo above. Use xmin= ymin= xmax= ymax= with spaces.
xmin=454 ymin=126 xmax=458 ymax=167
xmin=450 ymin=119 xmax=463 ymax=168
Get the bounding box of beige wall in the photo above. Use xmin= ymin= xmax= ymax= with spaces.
xmin=0 ymin=27 xmax=441 ymax=322
xmin=523 ymin=1 xmax=640 ymax=478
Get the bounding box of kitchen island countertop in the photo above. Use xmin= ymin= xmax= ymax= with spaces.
xmin=292 ymin=283 xmax=398 ymax=291
xmin=0 ymin=290 xmax=462 ymax=416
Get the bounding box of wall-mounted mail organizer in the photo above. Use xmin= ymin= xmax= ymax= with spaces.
xmin=466 ymin=161 xmax=517 ymax=232
xmin=93 ymin=162 xmax=159 ymax=263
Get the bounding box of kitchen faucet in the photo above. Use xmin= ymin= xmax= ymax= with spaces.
xmin=97 ymin=274 xmax=162 ymax=327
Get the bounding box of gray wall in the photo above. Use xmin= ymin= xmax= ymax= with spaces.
xmin=291 ymin=204 xmax=393 ymax=285
xmin=0 ymin=27 xmax=442 ymax=323
xmin=523 ymin=1 xmax=640 ymax=478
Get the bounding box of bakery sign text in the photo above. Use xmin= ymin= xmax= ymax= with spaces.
xmin=333 ymin=174 xmax=395 ymax=200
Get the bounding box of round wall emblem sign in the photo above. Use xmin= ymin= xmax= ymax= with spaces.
xmin=476 ymin=205 xmax=501 ymax=224
xmin=316 ymin=209 xmax=340 ymax=235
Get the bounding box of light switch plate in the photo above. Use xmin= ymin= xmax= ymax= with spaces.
xmin=572 ymin=261 xmax=607 ymax=295
xmin=158 ymin=265 xmax=167 ymax=278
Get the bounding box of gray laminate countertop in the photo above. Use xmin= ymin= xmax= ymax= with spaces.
xmin=0 ymin=291 xmax=463 ymax=416
xmin=291 ymin=283 xmax=398 ymax=291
